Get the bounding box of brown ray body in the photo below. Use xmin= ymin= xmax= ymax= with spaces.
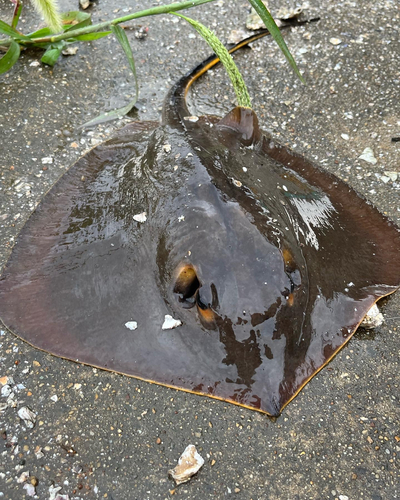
xmin=0 ymin=32 xmax=399 ymax=416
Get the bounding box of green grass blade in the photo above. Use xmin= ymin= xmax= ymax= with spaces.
xmin=11 ymin=3 xmax=23 ymax=29
xmin=0 ymin=19 xmax=30 ymax=40
xmin=0 ymin=40 xmax=20 ymax=74
xmin=173 ymin=13 xmax=251 ymax=107
xmin=71 ymin=31 xmax=111 ymax=42
xmin=111 ymin=25 xmax=139 ymax=104
xmin=62 ymin=11 xmax=92 ymax=32
xmin=247 ymin=0 xmax=304 ymax=83
xmin=80 ymin=100 xmax=137 ymax=129
xmin=80 ymin=26 xmax=139 ymax=128
xmin=26 ymin=27 xmax=53 ymax=38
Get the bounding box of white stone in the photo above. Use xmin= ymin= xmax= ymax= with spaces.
xmin=360 ymin=303 xmax=384 ymax=329
xmin=162 ymin=315 xmax=182 ymax=330
xmin=17 ymin=407 xmax=36 ymax=429
xmin=168 ymin=445 xmax=204 ymax=485
xmin=384 ymin=171 xmax=398 ymax=182
xmin=23 ymin=483 xmax=35 ymax=497
xmin=133 ymin=212 xmax=147 ymax=223
xmin=359 ymin=147 xmax=377 ymax=165
xmin=183 ymin=116 xmax=199 ymax=122
xmin=125 ymin=321 xmax=138 ymax=331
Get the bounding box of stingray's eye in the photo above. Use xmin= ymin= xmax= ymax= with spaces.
xmin=173 ymin=264 xmax=200 ymax=307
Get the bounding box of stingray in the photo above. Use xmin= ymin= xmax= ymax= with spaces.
xmin=1 ymin=33 xmax=399 ymax=417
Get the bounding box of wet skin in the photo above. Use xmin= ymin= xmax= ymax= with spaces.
xmin=0 ymin=41 xmax=399 ymax=416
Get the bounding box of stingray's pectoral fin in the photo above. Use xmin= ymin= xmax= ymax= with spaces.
xmin=216 ymin=107 xmax=262 ymax=148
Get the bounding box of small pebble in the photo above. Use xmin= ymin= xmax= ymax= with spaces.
xmin=133 ymin=212 xmax=147 ymax=223
xmin=62 ymin=46 xmax=79 ymax=56
xmin=384 ymin=171 xmax=398 ymax=182
xmin=23 ymin=483 xmax=35 ymax=497
xmin=329 ymin=37 xmax=342 ymax=45
xmin=125 ymin=321 xmax=138 ymax=331
xmin=162 ymin=315 xmax=182 ymax=330
xmin=359 ymin=147 xmax=377 ymax=165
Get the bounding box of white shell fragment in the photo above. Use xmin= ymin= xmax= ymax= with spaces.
xmin=17 ymin=406 xmax=37 ymax=429
xmin=48 ymin=485 xmax=63 ymax=500
xmin=227 ymin=29 xmax=249 ymax=44
xmin=168 ymin=444 xmax=204 ymax=485
xmin=62 ymin=46 xmax=79 ymax=56
xmin=17 ymin=471 xmax=30 ymax=483
xmin=23 ymin=483 xmax=36 ymax=496
xmin=359 ymin=147 xmax=377 ymax=165
xmin=360 ymin=303 xmax=384 ymax=329
xmin=183 ymin=116 xmax=199 ymax=122
xmin=276 ymin=6 xmax=303 ymax=20
xmin=133 ymin=212 xmax=147 ymax=223
xmin=246 ymin=0 xmax=269 ymax=30
xmin=125 ymin=321 xmax=138 ymax=331
xmin=383 ymin=171 xmax=398 ymax=182
xmin=1 ymin=384 xmax=11 ymax=397
xmin=162 ymin=315 xmax=182 ymax=330
xmin=329 ymin=37 xmax=342 ymax=45
xmin=163 ymin=143 xmax=172 ymax=153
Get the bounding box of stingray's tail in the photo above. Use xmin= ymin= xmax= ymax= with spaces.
xmin=177 ymin=30 xmax=271 ymax=103
xmin=162 ymin=30 xmax=270 ymax=124
xmin=162 ymin=17 xmax=319 ymax=125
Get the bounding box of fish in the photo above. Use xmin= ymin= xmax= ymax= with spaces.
xmin=0 ymin=32 xmax=399 ymax=417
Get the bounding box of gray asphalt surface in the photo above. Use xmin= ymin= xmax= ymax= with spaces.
xmin=0 ymin=1 xmax=399 ymax=499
